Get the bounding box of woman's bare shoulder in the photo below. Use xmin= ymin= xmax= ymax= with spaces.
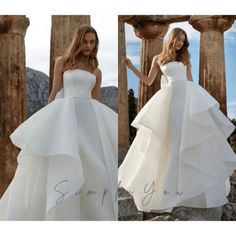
xmin=94 ymin=68 xmax=102 ymax=77
xmin=153 ymin=54 xmax=162 ymax=66
xmin=154 ymin=53 xmax=161 ymax=59
xmin=55 ymin=56 xmax=65 ymax=65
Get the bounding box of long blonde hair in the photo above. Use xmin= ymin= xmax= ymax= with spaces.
xmin=62 ymin=24 xmax=99 ymax=72
xmin=159 ymin=28 xmax=190 ymax=66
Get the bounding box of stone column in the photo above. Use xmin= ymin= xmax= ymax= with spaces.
xmin=189 ymin=16 xmax=234 ymax=115
xmin=134 ymin=23 xmax=169 ymax=110
xmin=49 ymin=15 xmax=90 ymax=90
xmin=118 ymin=20 xmax=129 ymax=165
xmin=0 ymin=15 xmax=29 ymax=196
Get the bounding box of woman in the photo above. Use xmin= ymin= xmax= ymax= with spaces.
xmin=118 ymin=28 xmax=236 ymax=213
xmin=0 ymin=24 xmax=117 ymax=220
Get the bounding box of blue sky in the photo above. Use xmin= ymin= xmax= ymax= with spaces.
xmin=125 ymin=21 xmax=236 ymax=119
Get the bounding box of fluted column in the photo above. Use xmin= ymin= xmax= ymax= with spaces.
xmin=189 ymin=16 xmax=234 ymax=115
xmin=134 ymin=23 xmax=169 ymax=110
xmin=0 ymin=15 xmax=29 ymax=196
xmin=49 ymin=15 xmax=90 ymax=90
xmin=118 ymin=20 xmax=129 ymax=165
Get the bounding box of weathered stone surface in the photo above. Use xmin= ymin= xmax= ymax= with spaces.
xmin=171 ymin=206 xmax=223 ymax=221
xmin=118 ymin=186 xmax=132 ymax=198
xmin=120 ymin=15 xmax=191 ymax=25
xmin=118 ymin=188 xmax=143 ymax=221
xmin=118 ymin=19 xmax=130 ymax=164
xmin=143 ymin=206 xmax=223 ymax=221
xmin=100 ymin=86 xmax=118 ymax=112
xmin=26 ymin=68 xmax=49 ymax=117
xmin=189 ymin=15 xmax=234 ymax=115
xmin=0 ymin=15 xmax=29 ymax=36
xmin=149 ymin=214 xmax=175 ymax=221
xmin=227 ymin=173 xmax=236 ymax=203
xmin=222 ymin=203 xmax=236 ymax=220
xmin=0 ymin=15 xmax=29 ymax=197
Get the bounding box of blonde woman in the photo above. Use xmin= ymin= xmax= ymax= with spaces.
xmin=119 ymin=28 xmax=236 ymax=214
xmin=0 ymin=24 xmax=117 ymax=220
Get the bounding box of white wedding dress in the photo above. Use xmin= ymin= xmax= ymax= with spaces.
xmin=0 ymin=69 xmax=118 ymax=220
xmin=119 ymin=61 xmax=236 ymax=213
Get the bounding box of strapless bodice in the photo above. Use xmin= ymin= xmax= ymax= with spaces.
xmin=63 ymin=69 xmax=96 ymax=98
xmin=160 ymin=61 xmax=187 ymax=82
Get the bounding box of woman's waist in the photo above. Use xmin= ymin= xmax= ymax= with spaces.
xmin=64 ymin=93 xmax=92 ymax=99
xmin=161 ymin=76 xmax=186 ymax=88
xmin=167 ymin=77 xmax=186 ymax=82
xmin=55 ymin=89 xmax=92 ymax=99
xmin=66 ymin=87 xmax=93 ymax=97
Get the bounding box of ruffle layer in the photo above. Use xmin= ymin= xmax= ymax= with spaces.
xmin=0 ymin=97 xmax=117 ymax=220
xmin=119 ymin=80 xmax=236 ymax=212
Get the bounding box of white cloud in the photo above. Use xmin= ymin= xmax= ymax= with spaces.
xmin=167 ymin=22 xmax=200 ymax=41
xmin=25 ymin=14 xmax=51 ymax=75
xmin=228 ymin=101 xmax=236 ymax=107
xmin=228 ymin=112 xmax=235 ymax=119
xmin=91 ymin=15 xmax=118 ymax=87
xmin=227 ymin=100 xmax=236 ymax=119
xmin=125 ymin=23 xmax=140 ymax=43
xmin=225 ymin=21 xmax=236 ymax=42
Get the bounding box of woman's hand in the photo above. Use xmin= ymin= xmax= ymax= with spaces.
xmin=121 ymin=55 xmax=160 ymax=86
xmin=122 ymin=57 xmax=133 ymax=69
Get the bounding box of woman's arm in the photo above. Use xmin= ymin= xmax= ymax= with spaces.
xmin=91 ymin=68 xmax=102 ymax=101
xmin=186 ymin=63 xmax=193 ymax=81
xmin=48 ymin=56 xmax=64 ymax=103
xmin=123 ymin=55 xmax=160 ymax=86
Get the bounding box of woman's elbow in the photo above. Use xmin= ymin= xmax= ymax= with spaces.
xmin=48 ymin=90 xmax=57 ymax=103
xmin=92 ymin=92 xmax=100 ymax=101
xmin=48 ymin=94 xmax=55 ymax=104
xmin=145 ymin=78 xmax=154 ymax=86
